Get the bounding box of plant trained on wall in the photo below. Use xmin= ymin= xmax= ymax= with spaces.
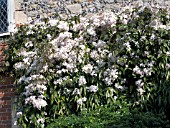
xmin=4 ymin=3 xmax=170 ymax=128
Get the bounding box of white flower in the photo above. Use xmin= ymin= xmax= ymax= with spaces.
xmin=143 ymin=68 xmax=152 ymax=76
xmin=87 ymin=27 xmax=96 ymax=36
xmin=82 ymin=64 xmax=93 ymax=74
xmin=133 ymin=66 xmax=143 ymax=76
xmin=25 ymin=96 xmax=47 ymax=110
xmin=36 ymin=84 xmax=47 ymax=94
xmin=54 ymin=79 xmax=63 ymax=85
xmin=26 ymin=30 xmax=34 ymax=35
xmin=14 ymin=121 xmax=17 ymax=126
xmin=25 ymin=41 xmax=33 ymax=48
xmin=137 ymin=88 xmax=144 ymax=95
xmin=87 ymin=85 xmax=98 ymax=93
xmin=108 ymin=53 xmax=116 ymax=62
xmin=115 ymin=83 xmax=124 ymax=90
xmin=166 ymin=63 xmax=170 ymax=69
xmin=42 ymin=64 xmax=48 ymax=72
xmin=135 ymin=79 xmax=144 ymax=87
xmin=18 ymin=76 xmax=26 ymax=84
xmin=114 ymin=96 xmax=117 ymax=100
xmin=58 ymin=32 xmax=72 ymax=41
xmin=72 ymin=88 xmax=81 ymax=95
xmin=122 ymin=19 xmax=128 ymax=24
xmin=82 ymin=97 xmax=87 ymax=102
xmin=94 ymin=40 xmax=106 ymax=48
xmin=166 ymin=52 xmax=170 ymax=56
xmin=124 ymin=42 xmax=131 ymax=51
xmin=37 ymin=118 xmax=45 ymax=124
xmin=49 ymin=19 xmax=58 ymax=26
xmin=104 ymin=68 xmax=118 ymax=81
xmin=79 ymin=76 xmax=87 ymax=86
xmin=77 ymin=97 xmax=87 ymax=105
xmin=19 ymin=50 xmax=37 ymax=57
xmin=79 ymin=45 xmax=86 ymax=50
xmin=90 ymin=50 xmax=99 ymax=60
xmin=96 ymin=60 xmax=106 ymax=68
xmin=159 ymin=25 xmax=167 ymax=29
xmin=16 ymin=112 xmax=22 ymax=118
xmin=23 ymin=57 xmax=30 ymax=65
xmin=110 ymin=69 xmax=118 ymax=78
xmin=103 ymin=68 xmax=118 ymax=85
xmin=93 ymin=17 xmax=100 ymax=27
xmin=47 ymin=34 xmax=52 ymax=40
xmin=150 ymin=34 xmax=155 ymax=40
xmin=77 ymin=98 xmax=83 ymax=105
xmin=57 ymin=21 xmax=69 ymax=31
xmin=104 ymin=77 xmax=112 ymax=85
xmin=14 ymin=62 xmax=26 ymax=70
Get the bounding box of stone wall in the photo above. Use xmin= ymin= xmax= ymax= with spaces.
xmin=15 ymin=0 xmax=170 ymax=24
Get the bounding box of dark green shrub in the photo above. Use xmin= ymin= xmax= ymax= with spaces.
xmin=47 ymin=103 xmax=170 ymax=128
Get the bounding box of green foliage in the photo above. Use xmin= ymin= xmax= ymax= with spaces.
xmin=114 ymin=7 xmax=170 ymax=114
xmin=47 ymin=102 xmax=170 ymax=128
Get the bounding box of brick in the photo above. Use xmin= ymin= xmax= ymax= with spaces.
xmin=0 ymin=108 xmax=8 ymax=112
xmin=0 ymin=43 xmax=8 ymax=48
xmin=0 ymin=125 xmax=7 ymax=128
xmin=0 ymin=85 xmax=7 ymax=89
xmin=0 ymin=100 xmax=11 ymax=105
xmin=0 ymin=61 xmax=5 ymax=67
xmin=1 ymin=105 xmax=11 ymax=109
xmin=0 ymin=77 xmax=15 ymax=85
xmin=0 ymin=113 xmax=11 ymax=117
xmin=0 ymin=97 xmax=11 ymax=100
xmin=5 ymin=93 xmax=15 ymax=97
xmin=0 ymin=51 xmax=4 ymax=56
xmin=2 ymin=101 xmax=11 ymax=105
xmin=0 ymin=93 xmax=5 ymax=97
xmin=0 ymin=116 xmax=8 ymax=120
xmin=0 ymin=56 xmax=5 ymax=63
xmin=7 ymin=108 xmax=11 ymax=112
xmin=0 ymin=101 xmax=5 ymax=104
xmin=0 ymin=120 xmax=11 ymax=125
xmin=0 ymin=81 xmax=13 ymax=85
xmin=6 ymin=83 xmax=15 ymax=88
xmin=0 ymin=83 xmax=16 ymax=89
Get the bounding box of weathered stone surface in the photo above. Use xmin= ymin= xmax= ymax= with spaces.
xmin=105 ymin=0 xmax=116 ymax=4
xmin=66 ymin=4 xmax=82 ymax=14
xmin=84 ymin=13 xmax=94 ymax=18
xmin=30 ymin=4 xmax=37 ymax=9
xmin=15 ymin=11 xmax=28 ymax=24
xmin=15 ymin=0 xmax=23 ymax=11
xmin=17 ymin=0 xmax=170 ymax=24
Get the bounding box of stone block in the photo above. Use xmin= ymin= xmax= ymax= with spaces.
xmin=66 ymin=4 xmax=82 ymax=14
xmin=15 ymin=0 xmax=23 ymax=11
xmin=105 ymin=0 xmax=116 ymax=4
xmin=15 ymin=11 xmax=28 ymax=24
